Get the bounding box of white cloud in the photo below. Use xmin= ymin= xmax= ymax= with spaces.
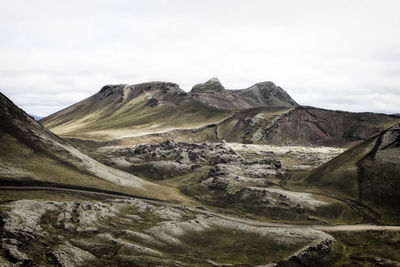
xmin=0 ymin=0 xmax=399 ymax=116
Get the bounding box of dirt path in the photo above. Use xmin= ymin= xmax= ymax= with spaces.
xmin=1 ymin=185 xmax=400 ymax=232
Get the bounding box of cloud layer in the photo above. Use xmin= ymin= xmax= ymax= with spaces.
xmin=1 ymin=0 xmax=399 ymax=116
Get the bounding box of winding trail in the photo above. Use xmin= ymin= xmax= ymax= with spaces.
xmin=1 ymin=185 xmax=400 ymax=232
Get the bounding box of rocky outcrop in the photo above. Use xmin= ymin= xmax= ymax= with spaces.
xmin=375 ymin=124 xmax=400 ymax=163
xmin=203 ymin=159 xmax=281 ymax=192
xmin=283 ymin=234 xmax=336 ymax=267
xmin=52 ymin=243 xmax=96 ymax=267
xmin=229 ymin=187 xmax=327 ymax=213
xmin=99 ymin=82 xmax=186 ymax=101
xmin=191 ymin=78 xmax=225 ymax=93
xmin=93 ymin=141 xmax=248 ymax=179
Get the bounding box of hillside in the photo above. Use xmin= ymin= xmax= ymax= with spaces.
xmin=303 ymin=123 xmax=400 ymax=223
xmin=41 ymin=82 xmax=232 ymax=141
xmin=0 ymin=92 xmax=189 ymax=202
xmin=257 ymin=106 xmax=400 ymax=147
xmin=106 ymin=106 xmax=400 ymax=148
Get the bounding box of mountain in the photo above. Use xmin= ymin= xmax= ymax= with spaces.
xmin=39 ymin=79 xmax=297 ymax=143
xmin=257 ymin=106 xmax=400 ymax=147
xmin=189 ymin=78 xmax=297 ymax=110
xmin=303 ymin=123 xmax=400 ymax=223
xmin=41 ymin=79 xmax=298 ymax=142
xmin=28 ymin=114 xmax=42 ymax=120
xmin=107 ymin=105 xmax=400 ymax=148
xmin=41 ymin=82 xmax=232 ymax=141
xmin=229 ymin=81 xmax=298 ymax=107
xmin=41 ymin=79 xmax=400 ymax=148
xmin=0 ymin=92 xmax=188 ymax=202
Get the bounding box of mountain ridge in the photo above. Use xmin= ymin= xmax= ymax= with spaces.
xmin=189 ymin=78 xmax=298 ymax=110
xmin=40 ymin=79 xmax=400 ymax=147
xmin=40 ymin=79 xmax=298 ymax=141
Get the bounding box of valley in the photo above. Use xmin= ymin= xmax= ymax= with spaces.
xmin=1 ymin=79 xmax=400 ymax=266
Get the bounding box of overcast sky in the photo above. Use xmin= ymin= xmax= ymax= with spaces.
xmin=1 ymin=0 xmax=399 ymax=116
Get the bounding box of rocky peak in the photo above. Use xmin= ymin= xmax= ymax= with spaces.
xmin=135 ymin=81 xmax=184 ymax=94
xmin=239 ymin=81 xmax=298 ymax=107
xmin=191 ymin=78 xmax=226 ymax=93
xmin=253 ymin=81 xmax=276 ymax=88
xmin=248 ymin=81 xmax=286 ymax=94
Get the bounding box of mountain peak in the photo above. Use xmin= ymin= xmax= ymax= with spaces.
xmin=208 ymin=77 xmax=221 ymax=83
xmin=238 ymin=81 xmax=298 ymax=107
xmin=97 ymin=82 xmax=186 ymax=101
xmin=191 ymin=78 xmax=225 ymax=93
xmin=253 ymin=81 xmax=276 ymax=87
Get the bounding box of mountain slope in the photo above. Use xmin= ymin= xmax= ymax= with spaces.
xmin=303 ymin=123 xmax=400 ymax=223
xmin=260 ymin=106 xmax=400 ymax=147
xmin=41 ymin=82 xmax=232 ymax=141
xmin=151 ymin=106 xmax=399 ymax=147
xmin=0 ymin=92 xmax=189 ymax=202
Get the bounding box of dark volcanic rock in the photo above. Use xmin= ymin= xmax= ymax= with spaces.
xmin=93 ymin=141 xmax=249 ymax=180
xmin=145 ymin=97 xmax=160 ymax=108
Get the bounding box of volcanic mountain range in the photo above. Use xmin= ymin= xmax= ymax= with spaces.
xmin=40 ymin=78 xmax=399 ymax=148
